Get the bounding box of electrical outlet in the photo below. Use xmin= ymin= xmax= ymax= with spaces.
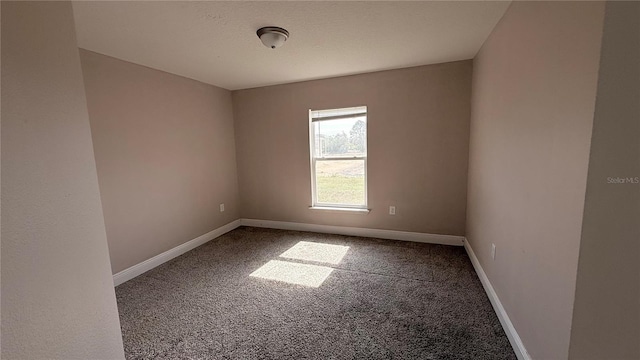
xmin=491 ymin=243 xmax=496 ymax=260
xmin=220 ymin=203 xmax=225 ymax=212
xmin=389 ymin=206 xmax=396 ymax=215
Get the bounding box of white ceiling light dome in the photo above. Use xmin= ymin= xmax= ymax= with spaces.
xmin=256 ymin=26 xmax=289 ymax=49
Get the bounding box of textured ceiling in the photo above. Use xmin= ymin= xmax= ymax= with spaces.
xmin=72 ymin=1 xmax=510 ymax=90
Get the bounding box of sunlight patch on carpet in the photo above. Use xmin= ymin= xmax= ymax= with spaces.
xmin=279 ymin=241 xmax=349 ymax=265
xmin=249 ymin=260 xmax=334 ymax=288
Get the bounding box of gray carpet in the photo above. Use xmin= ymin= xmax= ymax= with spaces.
xmin=116 ymin=226 xmax=516 ymax=359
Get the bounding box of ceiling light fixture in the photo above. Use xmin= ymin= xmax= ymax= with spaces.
xmin=256 ymin=26 xmax=289 ymax=49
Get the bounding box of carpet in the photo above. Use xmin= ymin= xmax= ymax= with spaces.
xmin=116 ymin=226 xmax=516 ymax=359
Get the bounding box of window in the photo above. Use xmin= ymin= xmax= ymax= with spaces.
xmin=309 ymin=106 xmax=367 ymax=209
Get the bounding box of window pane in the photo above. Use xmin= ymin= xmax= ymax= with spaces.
xmin=314 ymin=117 xmax=366 ymax=158
xmin=316 ymin=160 xmax=365 ymax=205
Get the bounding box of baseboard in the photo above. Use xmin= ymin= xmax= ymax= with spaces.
xmin=112 ymin=218 xmax=526 ymax=357
xmin=112 ymin=218 xmax=462 ymax=286
xmin=464 ymin=239 xmax=531 ymax=360
xmin=112 ymin=219 xmax=242 ymax=286
xmin=112 ymin=218 xmax=529 ymax=358
xmin=239 ymin=218 xmax=464 ymax=246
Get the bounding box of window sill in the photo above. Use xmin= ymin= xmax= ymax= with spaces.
xmin=309 ymin=206 xmax=370 ymax=214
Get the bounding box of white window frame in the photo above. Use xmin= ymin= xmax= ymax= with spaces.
xmin=309 ymin=106 xmax=368 ymax=210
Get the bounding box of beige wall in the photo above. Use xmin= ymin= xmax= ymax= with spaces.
xmin=1 ymin=2 xmax=124 ymax=359
xmin=569 ymin=2 xmax=640 ymax=359
xmin=233 ymin=61 xmax=471 ymax=235
xmin=466 ymin=2 xmax=605 ymax=359
xmin=80 ymin=50 xmax=240 ymax=274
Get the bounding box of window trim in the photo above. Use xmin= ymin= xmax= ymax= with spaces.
xmin=309 ymin=107 xmax=368 ymax=210
xmin=308 ymin=206 xmax=370 ymax=213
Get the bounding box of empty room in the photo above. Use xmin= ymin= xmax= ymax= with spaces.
xmin=1 ymin=1 xmax=638 ymax=359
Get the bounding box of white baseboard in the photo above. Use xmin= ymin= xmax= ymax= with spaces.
xmin=112 ymin=219 xmax=241 ymax=286
xmin=113 ymin=218 xmax=463 ymax=286
xmin=464 ymin=239 xmax=531 ymax=360
xmin=239 ymin=218 xmax=464 ymax=246
xmin=114 ymin=218 xmax=526 ymax=356
xmin=112 ymin=218 xmax=526 ymax=358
